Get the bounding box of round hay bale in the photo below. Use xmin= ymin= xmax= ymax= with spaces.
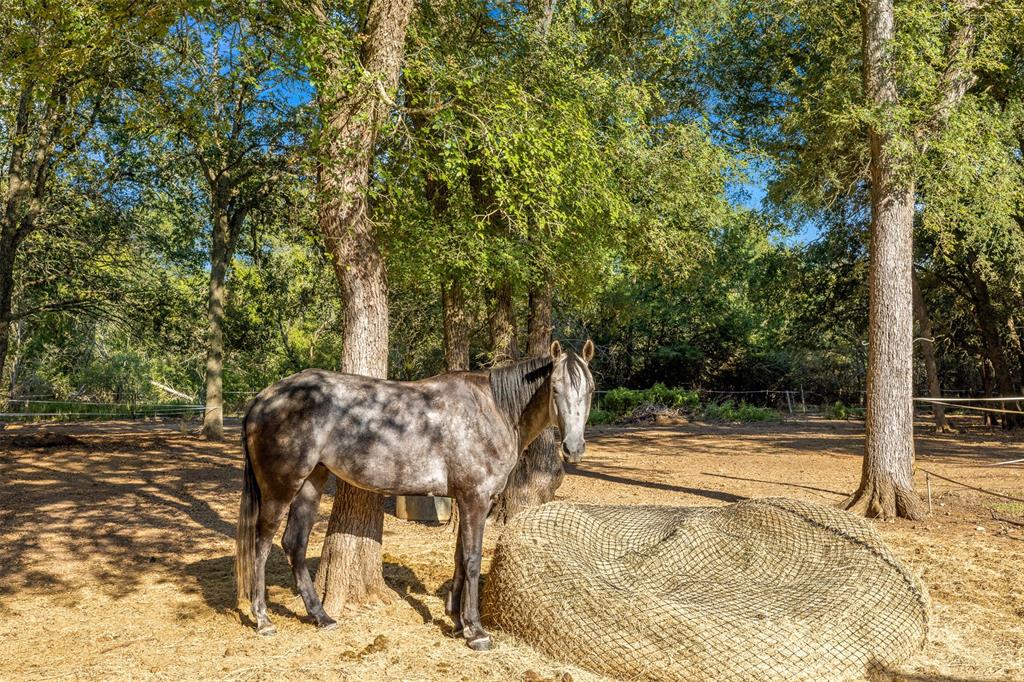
xmin=482 ymin=498 xmax=928 ymax=682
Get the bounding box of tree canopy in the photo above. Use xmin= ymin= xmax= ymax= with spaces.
xmin=2 ymin=0 xmax=1023 ymax=430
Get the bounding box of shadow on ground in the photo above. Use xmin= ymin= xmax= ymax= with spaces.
xmin=0 ymin=424 xmax=242 ymax=603
xmin=566 ymin=460 xmax=745 ymax=502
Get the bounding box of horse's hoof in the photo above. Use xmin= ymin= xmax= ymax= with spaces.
xmin=317 ymin=618 xmax=338 ymax=632
xmin=257 ymin=623 xmax=277 ymax=637
xmin=467 ymin=635 xmax=492 ymax=651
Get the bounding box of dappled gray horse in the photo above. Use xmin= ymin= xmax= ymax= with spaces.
xmin=235 ymin=340 xmax=595 ymax=650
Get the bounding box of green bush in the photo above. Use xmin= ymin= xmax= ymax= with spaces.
xmin=601 ymin=384 xmax=699 ymax=417
xmin=823 ymin=400 xmax=864 ymax=420
xmin=647 ymin=383 xmax=700 ymax=409
xmin=701 ymin=399 xmax=778 ymax=422
xmin=596 ymin=386 xmax=774 ymax=423
xmin=701 ymin=400 xmax=733 ymax=421
xmin=601 ymin=387 xmax=646 ymax=415
xmin=734 ymin=402 xmax=779 ymax=422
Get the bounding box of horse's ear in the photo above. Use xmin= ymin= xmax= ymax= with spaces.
xmin=550 ymin=340 xmax=562 ymax=358
xmin=582 ymin=339 xmax=595 ymax=363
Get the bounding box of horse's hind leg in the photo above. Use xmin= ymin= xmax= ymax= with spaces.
xmin=281 ymin=464 xmax=335 ymax=630
xmin=252 ymin=487 xmax=299 ymax=636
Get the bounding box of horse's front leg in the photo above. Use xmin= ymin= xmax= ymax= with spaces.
xmin=457 ymin=492 xmax=491 ymax=650
xmin=445 ymin=523 xmax=465 ymax=635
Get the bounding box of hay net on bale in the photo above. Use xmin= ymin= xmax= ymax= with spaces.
xmin=482 ymin=498 xmax=928 ymax=682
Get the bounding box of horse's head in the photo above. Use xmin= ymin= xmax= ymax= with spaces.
xmin=549 ymin=339 xmax=596 ymax=464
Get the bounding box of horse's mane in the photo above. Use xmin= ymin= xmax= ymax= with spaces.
xmin=489 ymin=355 xmax=554 ymax=423
xmin=563 ymin=351 xmax=591 ymax=391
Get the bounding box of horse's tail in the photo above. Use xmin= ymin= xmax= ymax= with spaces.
xmin=235 ymin=412 xmax=260 ymax=607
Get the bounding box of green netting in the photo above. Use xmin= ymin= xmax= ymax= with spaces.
xmin=482 ymin=498 xmax=928 ymax=682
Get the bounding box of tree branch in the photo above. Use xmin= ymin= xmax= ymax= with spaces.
xmin=916 ymin=1 xmax=986 ymax=146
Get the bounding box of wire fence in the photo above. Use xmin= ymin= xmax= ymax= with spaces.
xmin=5 ymin=390 xmax=1024 ymax=423
xmin=591 ymin=388 xmax=825 ymax=414
xmin=0 ymin=398 xmax=206 ymax=421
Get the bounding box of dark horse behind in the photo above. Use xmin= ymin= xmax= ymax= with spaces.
xmin=235 ymin=340 xmax=595 ymax=650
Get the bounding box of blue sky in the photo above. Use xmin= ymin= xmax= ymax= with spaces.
xmin=734 ymin=168 xmax=822 ymax=246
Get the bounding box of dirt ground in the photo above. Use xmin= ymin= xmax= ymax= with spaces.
xmin=1 ymin=416 xmax=1022 ymax=682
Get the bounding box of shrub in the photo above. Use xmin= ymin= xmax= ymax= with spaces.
xmin=647 ymin=383 xmax=700 ymax=409
xmin=601 ymin=387 xmax=646 ymax=416
xmin=701 ymin=400 xmax=734 ymax=421
xmin=824 ymin=401 xmax=847 ymax=420
xmin=601 ymin=384 xmax=700 ymax=417
xmin=701 ymin=399 xmax=778 ymax=422
xmin=597 ymin=386 xmax=772 ymax=423
xmin=734 ymin=402 xmax=779 ymax=422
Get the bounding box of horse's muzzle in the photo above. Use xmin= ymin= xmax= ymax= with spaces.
xmin=561 ymin=440 xmax=585 ymax=464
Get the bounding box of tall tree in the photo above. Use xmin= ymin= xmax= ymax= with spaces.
xmin=0 ymin=1 xmax=174 ymax=392
xmin=493 ymin=0 xmax=567 ymax=522
xmin=846 ymin=0 xmax=982 ymax=519
xmin=849 ymin=0 xmax=921 ymax=519
xmin=707 ymin=0 xmax=996 ymax=518
xmin=303 ymin=0 xmax=416 ymax=613
xmin=147 ymin=11 xmax=297 ymax=439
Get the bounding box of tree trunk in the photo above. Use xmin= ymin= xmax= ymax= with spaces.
xmin=0 ymin=84 xmax=37 ymax=399
xmin=526 ymin=282 xmax=553 ymax=357
xmin=6 ymin=320 xmax=24 ymax=402
xmin=492 ymin=282 xmax=564 ymax=523
xmin=965 ymin=264 xmax=1020 ymax=428
xmin=491 ymin=430 xmax=563 ymax=523
xmin=429 ymin=140 xmax=468 ymax=373
xmin=0 ymin=227 xmax=16 ymax=393
xmin=442 ymin=280 xmax=470 ymax=371
xmin=201 ymin=195 xmax=231 ymax=439
xmin=488 ymin=280 xmax=518 ymax=366
xmin=845 ymin=0 xmax=925 ymax=520
xmin=912 ymin=271 xmax=948 ymax=433
xmin=1008 ymin=315 xmax=1024 ymax=393
xmin=980 ymin=358 xmax=998 ymax=426
xmin=311 ymin=0 xmax=415 ymax=614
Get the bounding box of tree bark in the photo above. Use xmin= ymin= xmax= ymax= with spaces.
xmin=492 ymin=282 xmax=564 ymax=523
xmin=980 ymin=358 xmax=998 ymax=426
xmin=488 ymin=280 xmax=519 ymax=366
xmin=526 ymin=283 xmax=553 ymax=357
xmin=492 ymin=430 xmax=562 ymax=523
xmin=1008 ymin=316 xmax=1024 ymax=393
xmin=311 ymin=0 xmax=415 ymax=614
xmin=201 ymin=193 xmax=231 ymax=439
xmin=965 ymin=264 xmax=1020 ymax=428
xmin=912 ymin=271 xmax=948 ymax=433
xmin=442 ymin=281 xmax=470 ymax=371
xmin=0 ymin=228 xmax=17 ymax=393
xmin=845 ymin=0 xmax=925 ymax=520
